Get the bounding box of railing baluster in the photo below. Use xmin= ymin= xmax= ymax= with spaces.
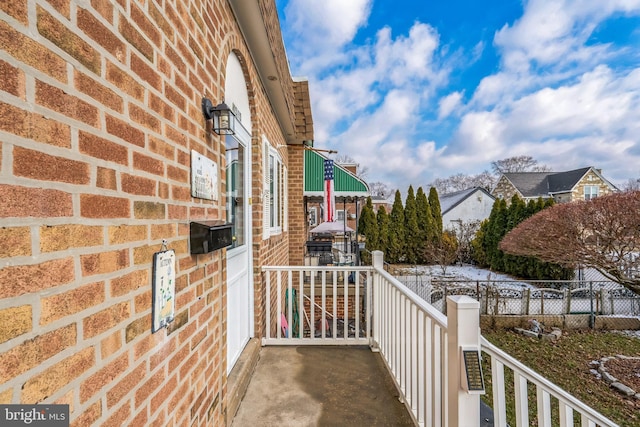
xmin=355 ymin=270 xmax=360 ymax=339
xmin=537 ymin=386 xmax=552 ymax=427
xmin=332 ymin=270 xmax=337 ymax=341
xmin=298 ymin=270 xmax=304 ymax=339
xmin=322 ymin=270 xmax=327 ymax=339
xmin=287 ymin=271 xmax=293 ymax=339
xmin=558 ymin=401 xmax=573 ymax=427
xmin=265 ymin=270 xmax=271 ymax=340
xmin=277 ymin=271 xmax=282 ymax=339
xmin=514 ymin=371 xmax=529 ymax=427
xmin=344 ymin=270 xmax=348 ymax=339
xmin=492 ymin=358 xmax=507 ymax=427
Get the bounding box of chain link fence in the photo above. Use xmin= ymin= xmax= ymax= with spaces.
xmin=395 ymin=275 xmax=640 ymax=330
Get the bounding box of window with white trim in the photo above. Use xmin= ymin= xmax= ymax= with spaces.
xmin=584 ymin=185 xmax=599 ymax=200
xmin=263 ymin=137 xmax=286 ymax=238
xmin=336 ymin=209 xmax=346 ymax=223
xmin=308 ymin=207 xmax=317 ymax=226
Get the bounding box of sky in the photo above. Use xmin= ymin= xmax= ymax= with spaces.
xmin=275 ymin=0 xmax=640 ymax=192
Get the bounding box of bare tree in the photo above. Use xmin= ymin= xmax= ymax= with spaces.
xmin=368 ymin=181 xmax=394 ymax=199
xmin=500 ymin=191 xmax=640 ymax=293
xmin=623 ymin=177 xmax=640 ymax=192
xmin=431 ymin=171 xmax=496 ymax=194
xmin=425 ymin=231 xmax=459 ymax=275
xmin=450 ymin=220 xmax=481 ymax=264
xmin=491 ymin=155 xmax=551 ymax=175
xmin=334 ymin=154 xmax=369 ymax=179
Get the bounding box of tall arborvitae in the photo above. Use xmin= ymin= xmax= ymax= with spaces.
xmin=358 ymin=197 xmax=377 ymax=263
xmin=404 ymin=186 xmax=420 ymax=264
xmin=428 ymin=187 xmax=443 ymax=240
xmin=416 ymin=187 xmax=434 ymax=264
xmin=376 ymin=206 xmax=389 ymax=257
xmin=471 ymin=195 xmax=572 ymax=280
xmin=387 ymin=190 xmax=405 ymax=263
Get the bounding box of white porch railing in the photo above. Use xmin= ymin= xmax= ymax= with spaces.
xmin=482 ymin=338 xmax=618 ymax=427
xmin=261 ymin=251 xmax=618 ymax=427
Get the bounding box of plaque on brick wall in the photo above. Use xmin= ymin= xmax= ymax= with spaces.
xmin=191 ymin=150 xmax=218 ymax=200
xmin=152 ymin=250 xmax=175 ymax=332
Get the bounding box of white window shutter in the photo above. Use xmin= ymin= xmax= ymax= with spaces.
xmin=283 ymin=165 xmax=288 ymax=232
xmin=262 ymin=138 xmax=270 ymax=240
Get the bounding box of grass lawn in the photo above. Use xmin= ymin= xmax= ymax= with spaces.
xmin=481 ymin=329 xmax=640 ymax=427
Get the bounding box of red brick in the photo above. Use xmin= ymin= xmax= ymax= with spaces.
xmin=74 ymin=70 xmax=124 ymax=113
xmin=158 ymin=182 xmax=169 ymax=199
xmin=174 ymin=73 xmax=194 ymax=103
xmin=79 ymin=131 xmax=128 ymax=165
xmin=165 ymin=124 xmax=187 ymax=147
xmin=133 ymin=201 xmax=166 ymax=219
xmin=37 ymin=6 xmax=101 ymax=75
xmin=0 ymin=59 xmax=25 ymax=98
xmin=164 ymin=44 xmax=186 ymax=76
xmin=122 ymin=173 xmax=156 ymax=196
xmin=97 ymin=167 xmax=117 ymax=190
xmin=0 ymin=323 xmax=76 ymax=384
xmin=106 ymin=114 xmax=145 ymax=147
xmin=21 ymin=347 xmax=94 ymax=403
xmin=83 ymin=301 xmax=130 ymax=339
xmin=130 ymin=2 xmax=161 ymax=47
xmin=0 ymin=21 xmax=67 ymax=82
xmin=0 ymin=102 xmax=71 ymax=147
xmin=13 ymin=146 xmax=90 ymax=184
xmin=133 ymin=331 xmax=164 ymax=360
xmin=135 ymin=369 xmax=164 ymax=407
xmin=150 ymin=374 xmax=177 ymax=413
xmin=134 ymin=290 xmax=151 ymax=313
xmin=77 ymin=8 xmax=125 ymax=61
xmin=71 ymin=401 xmax=101 ymax=427
xmin=150 ymin=223 xmax=175 ymax=240
xmin=131 ymin=53 xmax=161 ymax=88
xmin=103 ymin=402 xmax=131 ymax=427
xmin=149 ymin=92 xmax=174 ymax=121
xmin=168 ymin=204 xmax=188 ymax=219
xmin=119 ymin=14 xmax=153 ymax=61
xmin=106 ymin=61 xmax=144 ymax=101
xmin=0 ymin=0 xmax=28 ymax=24
xmin=108 ymin=224 xmax=147 ymax=244
xmin=149 ymin=135 xmax=175 ymax=160
xmin=149 ymin=2 xmax=174 ymax=40
xmin=0 ymin=226 xmax=31 ymax=258
xmin=80 ymin=194 xmax=130 ymax=218
xmin=133 ymin=151 xmax=164 ymax=176
xmin=44 ymin=0 xmax=69 ymax=18
xmin=40 ymin=224 xmax=103 ymax=253
xmin=81 ymin=249 xmax=129 ymax=277
xmin=0 ymin=305 xmax=32 ymax=344
xmin=99 ymin=332 xmax=121 ymax=361
xmin=110 ymin=269 xmax=148 ymax=297
xmin=130 ymin=409 xmax=148 ymax=427
xmin=80 ymin=352 xmax=128 ymax=402
xmin=129 ymin=103 xmax=160 ymax=132
xmin=165 ymin=84 xmax=186 ymax=112
xmin=40 ymin=281 xmax=105 ymax=325
xmin=171 ymin=185 xmax=192 ymax=202
xmin=35 ymin=80 xmax=99 ymax=127
xmin=107 ymin=362 xmax=145 ymax=408
xmin=0 ymin=257 xmax=74 ymax=299
xmin=91 ymin=0 xmax=113 ymax=22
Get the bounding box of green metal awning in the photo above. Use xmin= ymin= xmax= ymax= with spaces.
xmin=304 ymin=149 xmax=369 ymax=199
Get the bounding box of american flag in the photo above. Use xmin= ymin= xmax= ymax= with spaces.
xmin=323 ymin=159 xmax=335 ymax=222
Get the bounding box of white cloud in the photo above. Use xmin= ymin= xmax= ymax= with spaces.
xmin=438 ymin=92 xmax=463 ymax=119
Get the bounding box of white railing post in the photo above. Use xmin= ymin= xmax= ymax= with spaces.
xmin=371 ymin=250 xmax=384 ymax=349
xmin=447 ymin=295 xmax=482 ymax=427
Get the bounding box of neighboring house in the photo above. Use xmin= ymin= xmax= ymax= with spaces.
xmin=492 ymin=167 xmax=619 ymax=203
xmin=439 ymin=187 xmax=496 ymax=231
xmin=370 ymin=195 xmax=394 ymax=214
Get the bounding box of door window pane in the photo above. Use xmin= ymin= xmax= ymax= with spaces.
xmin=226 ymin=136 xmax=245 ymax=248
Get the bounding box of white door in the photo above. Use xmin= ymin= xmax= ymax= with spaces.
xmin=226 ymin=129 xmax=253 ymax=373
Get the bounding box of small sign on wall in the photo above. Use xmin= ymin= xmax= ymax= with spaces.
xmin=191 ymin=150 xmax=218 ymax=200
xmin=152 ymin=250 xmax=176 ymax=332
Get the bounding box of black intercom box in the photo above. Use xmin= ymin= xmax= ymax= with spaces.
xmin=189 ymin=221 xmax=233 ymax=254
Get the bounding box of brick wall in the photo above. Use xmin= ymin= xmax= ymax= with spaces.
xmin=0 ymin=1 xmax=297 ymax=426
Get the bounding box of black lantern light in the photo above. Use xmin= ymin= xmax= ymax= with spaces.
xmin=202 ymin=97 xmax=236 ymax=135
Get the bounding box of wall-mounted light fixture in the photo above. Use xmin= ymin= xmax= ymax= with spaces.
xmin=202 ymin=98 xmax=236 ymax=135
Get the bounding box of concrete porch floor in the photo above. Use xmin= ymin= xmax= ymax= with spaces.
xmin=231 ymin=346 xmax=415 ymax=426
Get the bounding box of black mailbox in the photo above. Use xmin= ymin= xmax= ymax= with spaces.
xmin=189 ymin=221 xmax=233 ymax=254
